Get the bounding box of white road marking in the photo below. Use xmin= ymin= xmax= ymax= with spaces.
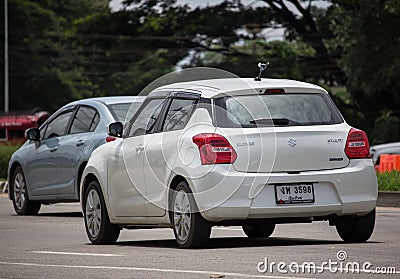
xmin=32 ymin=251 xmax=124 ymax=257
xmin=0 ymin=261 xmax=313 ymax=279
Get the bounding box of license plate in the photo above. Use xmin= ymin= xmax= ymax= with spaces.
xmin=275 ymin=183 xmax=315 ymax=205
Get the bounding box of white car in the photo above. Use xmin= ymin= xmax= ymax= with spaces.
xmin=370 ymin=142 xmax=400 ymax=165
xmin=81 ymin=78 xmax=378 ymax=248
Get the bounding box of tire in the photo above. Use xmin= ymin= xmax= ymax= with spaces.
xmin=336 ymin=209 xmax=376 ymax=243
xmin=11 ymin=166 xmax=41 ymax=215
xmin=242 ymin=223 xmax=275 ymax=238
xmin=84 ymin=180 xmax=120 ymax=244
xmin=171 ymin=181 xmax=211 ymax=248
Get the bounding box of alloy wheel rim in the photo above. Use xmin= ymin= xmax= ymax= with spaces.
xmin=173 ymin=190 xmax=191 ymax=241
xmin=13 ymin=173 xmax=26 ymax=210
xmin=85 ymin=189 xmax=102 ymax=238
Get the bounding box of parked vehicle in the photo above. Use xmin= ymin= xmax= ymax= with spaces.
xmin=80 ymin=78 xmax=378 ymax=248
xmin=370 ymin=142 xmax=400 ymax=165
xmin=0 ymin=111 xmax=49 ymax=143
xmin=8 ymin=96 xmax=145 ymax=215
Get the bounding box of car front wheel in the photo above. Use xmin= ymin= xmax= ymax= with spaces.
xmin=172 ymin=181 xmax=211 ymax=248
xmin=242 ymin=223 xmax=275 ymax=238
xmin=84 ymin=180 xmax=120 ymax=244
xmin=11 ymin=166 xmax=41 ymax=215
xmin=336 ymin=209 xmax=375 ymax=243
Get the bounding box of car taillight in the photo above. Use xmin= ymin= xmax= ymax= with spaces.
xmin=345 ymin=128 xmax=370 ymax=159
xmin=106 ymin=136 xmax=116 ymax=142
xmin=192 ymin=133 xmax=237 ymax=165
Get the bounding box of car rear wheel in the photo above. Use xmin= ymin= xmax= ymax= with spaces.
xmin=84 ymin=180 xmax=120 ymax=244
xmin=11 ymin=166 xmax=41 ymax=215
xmin=336 ymin=209 xmax=375 ymax=243
xmin=172 ymin=181 xmax=211 ymax=248
xmin=242 ymin=223 xmax=275 ymax=238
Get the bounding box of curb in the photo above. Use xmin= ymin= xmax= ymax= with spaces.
xmin=1 ymin=181 xmax=8 ymax=194
xmin=377 ymin=191 xmax=400 ymax=208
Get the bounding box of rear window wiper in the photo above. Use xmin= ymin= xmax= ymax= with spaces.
xmin=249 ymin=118 xmax=299 ymax=126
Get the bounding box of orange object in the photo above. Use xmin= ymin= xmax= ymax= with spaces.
xmin=377 ymin=154 xmax=400 ymax=173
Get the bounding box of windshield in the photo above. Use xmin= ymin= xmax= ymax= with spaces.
xmin=215 ymin=93 xmax=343 ymax=128
xmin=108 ymin=102 xmax=142 ymax=122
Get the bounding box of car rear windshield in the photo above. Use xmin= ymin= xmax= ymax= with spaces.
xmin=214 ymin=93 xmax=343 ymax=128
xmin=108 ymin=102 xmax=141 ymax=122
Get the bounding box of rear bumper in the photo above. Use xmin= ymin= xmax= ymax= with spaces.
xmin=189 ymin=159 xmax=378 ymax=222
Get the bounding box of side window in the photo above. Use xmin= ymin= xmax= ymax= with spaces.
xmin=43 ymin=110 xmax=74 ymax=140
xmin=89 ymin=113 xmax=100 ymax=132
xmin=70 ymin=106 xmax=99 ymax=134
xmin=162 ymin=98 xmax=195 ymax=132
xmin=128 ymin=99 xmax=165 ymax=137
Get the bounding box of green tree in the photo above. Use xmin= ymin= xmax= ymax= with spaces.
xmin=3 ymin=0 xmax=399 ymax=145
xmin=259 ymin=0 xmax=345 ymax=85
xmin=72 ymin=0 xmax=274 ymax=95
xmin=331 ymin=0 xmax=400 ymax=143
xmin=197 ymin=39 xmax=315 ymax=80
xmin=1 ymin=0 xmax=98 ymax=112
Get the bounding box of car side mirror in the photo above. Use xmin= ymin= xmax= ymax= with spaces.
xmin=107 ymin=122 xmax=123 ymax=138
xmin=25 ymin=128 xmax=40 ymax=141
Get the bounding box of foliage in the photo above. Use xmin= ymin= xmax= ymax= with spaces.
xmin=1 ymin=0 xmax=99 ymax=112
xmin=0 ymin=144 xmax=22 ymax=179
xmin=197 ymin=40 xmax=315 ymax=80
xmin=377 ymin=171 xmax=400 ymax=192
xmin=331 ymin=0 xmax=400 ymax=143
xmin=71 ymin=0 xmax=274 ymax=96
xmin=1 ymin=0 xmax=400 ymax=144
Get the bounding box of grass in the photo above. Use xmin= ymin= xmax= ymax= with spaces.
xmin=0 ymin=143 xmax=22 ymax=179
xmin=377 ymin=171 xmax=400 ymax=192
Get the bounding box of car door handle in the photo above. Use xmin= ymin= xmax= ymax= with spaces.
xmin=76 ymin=140 xmax=84 ymax=147
xmin=135 ymin=146 xmax=144 ymax=153
xmin=50 ymin=147 xmax=58 ymax=152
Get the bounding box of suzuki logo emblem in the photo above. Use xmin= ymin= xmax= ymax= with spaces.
xmin=288 ymin=138 xmax=297 ymax=147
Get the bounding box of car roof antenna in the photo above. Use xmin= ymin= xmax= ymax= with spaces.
xmin=254 ymin=62 xmax=269 ymax=81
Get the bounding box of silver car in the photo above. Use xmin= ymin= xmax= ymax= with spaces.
xmin=370 ymin=142 xmax=400 ymax=165
xmin=8 ymin=96 xmax=144 ymax=215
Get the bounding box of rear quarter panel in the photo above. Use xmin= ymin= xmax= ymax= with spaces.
xmin=80 ymin=142 xmax=113 ymax=211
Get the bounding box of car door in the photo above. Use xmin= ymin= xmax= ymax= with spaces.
xmin=109 ymin=98 xmax=166 ymax=217
xmin=143 ymin=97 xmax=198 ymax=216
xmin=27 ymin=109 xmax=74 ymax=197
xmin=56 ymin=106 xmax=100 ymax=196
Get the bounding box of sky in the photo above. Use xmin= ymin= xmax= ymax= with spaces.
xmin=108 ymin=1 xmax=329 ymax=42
xmin=109 ymin=0 xmax=269 ymax=11
xmin=109 ymin=0 xmax=329 ymax=11
xmin=109 ymin=0 xmax=283 ymax=40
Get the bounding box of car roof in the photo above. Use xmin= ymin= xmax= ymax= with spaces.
xmin=69 ymin=96 xmax=145 ymax=106
xmin=152 ymin=78 xmax=326 ymax=98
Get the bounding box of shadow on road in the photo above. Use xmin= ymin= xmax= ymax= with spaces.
xmin=10 ymin=212 xmax=82 ymax=218
xmin=113 ymin=236 xmax=371 ymax=249
xmin=37 ymin=212 xmax=83 ymax=218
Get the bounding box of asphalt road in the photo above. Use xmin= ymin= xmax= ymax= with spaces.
xmin=0 ymin=194 xmax=399 ymax=279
